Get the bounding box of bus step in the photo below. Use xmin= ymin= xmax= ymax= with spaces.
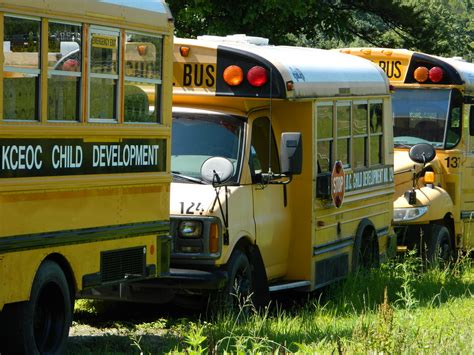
xmin=269 ymin=281 xmax=311 ymax=292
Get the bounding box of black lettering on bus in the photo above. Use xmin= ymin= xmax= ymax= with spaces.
xmin=194 ymin=64 xmax=203 ymax=86
xmin=393 ymin=61 xmax=402 ymax=78
xmin=378 ymin=60 xmax=402 ymax=79
xmin=183 ymin=64 xmax=193 ymax=86
xmin=378 ymin=61 xmax=386 ymax=73
xmin=206 ymin=65 xmax=215 ymax=86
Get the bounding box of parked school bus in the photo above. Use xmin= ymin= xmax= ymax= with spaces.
xmin=0 ymin=0 xmax=173 ymax=352
xmin=141 ymin=35 xmax=395 ymax=307
xmin=339 ymin=48 xmax=474 ymax=262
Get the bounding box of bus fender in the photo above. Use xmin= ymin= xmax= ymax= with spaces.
xmin=352 ymin=218 xmax=378 ymax=271
xmin=394 ymin=186 xmax=453 ymax=223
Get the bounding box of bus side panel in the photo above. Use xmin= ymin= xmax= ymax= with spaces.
xmin=0 ymin=183 xmax=169 ymax=306
xmin=271 ymin=101 xmax=314 ymax=281
xmin=0 ymin=183 xmax=169 ymax=237
xmin=313 ymin=192 xmax=393 ymax=285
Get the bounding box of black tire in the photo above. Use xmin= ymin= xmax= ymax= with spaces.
xmin=1 ymin=260 xmax=72 ymax=354
xmin=353 ymin=227 xmax=379 ymax=272
xmin=426 ymin=224 xmax=453 ymax=265
xmin=220 ymin=249 xmax=253 ymax=310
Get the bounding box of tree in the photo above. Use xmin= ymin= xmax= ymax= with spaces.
xmin=168 ymin=0 xmax=473 ymax=60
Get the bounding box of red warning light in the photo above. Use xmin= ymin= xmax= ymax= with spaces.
xmin=429 ymin=66 xmax=443 ymax=83
xmin=247 ymin=66 xmax=268 ymax=87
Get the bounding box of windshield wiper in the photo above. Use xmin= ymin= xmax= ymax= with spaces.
xmin=394 ymin=142 xmax=412 ymax=148
xmin=171 ymin=171 xmax=205 ymax=184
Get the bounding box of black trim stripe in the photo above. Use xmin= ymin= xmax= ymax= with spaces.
xmin=313 ymin=226 xmax=390 ymax=256
xmin=0 ymin=220 xmax=169 ymax=254
xmin=313 ymin=236 xmax=353 ymax=256
xmin=405 ymin=53 xmax=463 ymax=85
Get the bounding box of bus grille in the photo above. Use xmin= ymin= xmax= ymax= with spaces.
xmin=101 ymin=246 xmax=146 ymax=283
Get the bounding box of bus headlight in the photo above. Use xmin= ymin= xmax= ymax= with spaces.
xmin=393 ymin=206 xmax=428 ymax=222
xmin=178 ymin=221 xmax=203 ymax=238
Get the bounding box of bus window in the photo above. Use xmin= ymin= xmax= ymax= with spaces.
xmin=89 ymin=28 xmax=119 ymax=120
xmin=48 ymin=22 xmax=82 ymax=121
xmin=353 ymin=101 xmax=368 ymax=168
xmin=3 ymin=16 xmax=41 ymax=121
xmin=370 ymin=102 xmax=383 ymax=165
xmin=171 ymin=110 xmax=244 ymax=182
xmin=336 ymin=102 xmax=351 ymax=167
xmin=445 ymin=90 xmax=463 ymax=149
xmin=124 ymin=33 xmax=163 ymax=123
xmin=250 ymin=116 xmax=280 ymax=182
xmin=392 ymin=89 xmax=450 ymax=147
xmin=317 ymin=103 xmax=333 ymax=173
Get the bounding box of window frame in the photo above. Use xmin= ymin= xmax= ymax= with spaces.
xmin=249 ymin=116 xmax=281 ymax=182
xmin=368 ymin=99 xmax=384 ymax=166
xmin=316 ymin=101 xmax=334 ymax=174
xmin=123 ymin=30 xmax=163 ymax=124
xmin=336 ymin=100 xmax=352 ymax=168
xmin=87 ymin=26 xmax=121 ymax=123
xmin=47 ymin=19 xmax=83 ymax=122
xmin=352 ymin=100 xmax=369 ymax=169
xmin=3 ymin=14 xmax=42 ymax=122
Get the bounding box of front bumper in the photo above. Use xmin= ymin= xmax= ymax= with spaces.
xmin=79 ymin=267 xmax=228 ymax=304
xmin=143 ymin=267 xmax=228 ymax=290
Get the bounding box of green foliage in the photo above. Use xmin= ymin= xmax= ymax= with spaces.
xmin=168 ymin=0 xmax=474 ymax=60
xmin=68 ymin=254 xmax=474 ymax=353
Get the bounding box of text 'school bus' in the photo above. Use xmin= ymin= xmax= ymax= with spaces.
xmin=339 ymin=48 xmax=474 ymax=262
xmin=0 ymin=0 xmax=174 ymax=352
xmin=136 ymin=35 xmax=395 ymax=308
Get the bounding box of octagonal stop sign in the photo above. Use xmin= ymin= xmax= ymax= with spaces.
xmin=331 ymin=161 xmax=345 ymax=208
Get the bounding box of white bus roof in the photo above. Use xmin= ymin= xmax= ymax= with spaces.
xmin=1 ymin=0 xmax=173 ymax=30
xmin=175 ymin=37 xmax=390 ymax=99
xmin=443 ymin=57 xmax=474 ymax=95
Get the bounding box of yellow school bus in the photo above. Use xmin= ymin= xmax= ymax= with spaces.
xmin=150 ymin=35 xmax=396 ymax=308
xmin=339 ymin=48 xmax=474 ymax=262
xmin=0 ymin=0 xmax=173 ymax=352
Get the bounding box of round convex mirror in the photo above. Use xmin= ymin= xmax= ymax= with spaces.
xmin=200 ymin=157 xmax=234 ymax=184
xmin=409 ymin=143 xmax=436 ymax=164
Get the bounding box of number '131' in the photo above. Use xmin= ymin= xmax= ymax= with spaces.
xmin=444 ymin=156 xmax=460 ymax=168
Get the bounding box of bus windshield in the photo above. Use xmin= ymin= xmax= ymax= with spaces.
xmin=171 ymin=110 xmax=245 ymax=183
xmin=392 ymin=89 xmax=451 ymax=148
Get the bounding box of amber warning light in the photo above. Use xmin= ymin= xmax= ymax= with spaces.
xmin=180 ymin=46 xmax=190 ymax=57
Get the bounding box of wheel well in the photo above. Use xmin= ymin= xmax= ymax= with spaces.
xmin=353 ymin=218 xmax=379 ymax=269
xmin=230 ymin=236 xmax=269 ymax=307
xmin=233 ymin=236 xmax=254 ymax=257
xmin=362 ymin=225 xmax=379 ymax=257
xmin=441 ymin=213 xmax=455 ymax=248
xmin=44 ymin=253 xmax=76 ymax=305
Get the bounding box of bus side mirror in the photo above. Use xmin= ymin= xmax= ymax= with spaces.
xmin=280 ymin=132 xmax=302 ymax=175
xmin=470 ymin=108 xmax=474 ymax=136
xmin=409 ymin=143 xmax=436 ymax=164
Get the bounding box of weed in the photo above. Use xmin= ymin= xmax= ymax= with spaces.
xmin=68 ymin=256 xmax=474 ymax=354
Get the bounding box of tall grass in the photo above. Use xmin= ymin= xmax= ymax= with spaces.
xmin=68 ymin=252 xmax=473 ymax=354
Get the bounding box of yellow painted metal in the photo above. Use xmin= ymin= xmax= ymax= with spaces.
xmin=0 ymin=1 xmax=174 ymax=311
xmin=171 ymin=37 xmax=394 ymax=290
